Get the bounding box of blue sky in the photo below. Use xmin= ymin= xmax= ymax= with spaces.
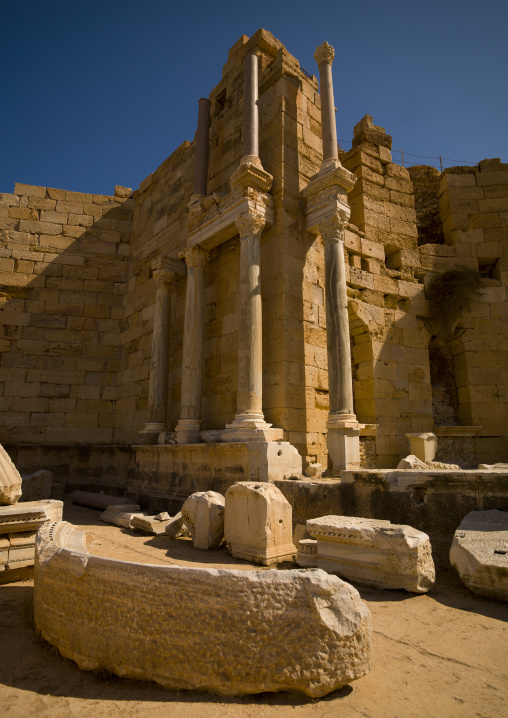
xmin=2 ymin=0 xmax=507 ymax=196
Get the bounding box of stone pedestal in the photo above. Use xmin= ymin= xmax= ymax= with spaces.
xmin=175 ymin=246 xmax=208 ymax=444
xmin=224 ymin=482 xmax=296 ymax=565
xmin=405 ymin=433 xmax=438 ymax=462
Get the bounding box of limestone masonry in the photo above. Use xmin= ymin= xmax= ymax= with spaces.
xmin=0 ymin=28 xmax=507 ymax=495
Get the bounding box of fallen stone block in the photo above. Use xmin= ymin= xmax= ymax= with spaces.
xmin=450 ymin=510 xmax=508 ymax=601
xmin=34 ymin=520 xmax=373 ymax=697
xmin=129 ymin=514 xmax=171 ymax=535
xmin=0 ymin=444 xmax=22 ymax=505
xmin=307 ymin=515 xmax=435 ymax=593
xmin=397 ymin=454 xmax=461 ymax=470
xmin=296 ymin=539 xmax=318 ymax=568
xmin=164 ymin=511 xmax=186 ymax=539
xmin=182 ymin=491 xmax=225 ymax=549
xmin=71 ymin=491 xmax=133 ymax=511
xmin=224 ymin=482 xmax=296 ymax=565
xmin=0 ymin=499 xmax=63 ymax=578
xmin=99 ymin=504 xmax=141 ymax=528
xmin=21 ymin=470 xmax=53 ymax=502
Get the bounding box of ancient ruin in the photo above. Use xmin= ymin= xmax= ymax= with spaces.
xmin=0 ymin=25 xmax=507 ymax=700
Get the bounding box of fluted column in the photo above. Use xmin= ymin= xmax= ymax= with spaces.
xmin=314 ymin=41 xmax=338 ymax=166
xmin=175 ymin=246 xmax=208 ymax=444
xmin=193 ymin=98 xmax=211 ymax=197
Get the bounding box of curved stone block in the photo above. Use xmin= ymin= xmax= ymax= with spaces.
xmin=34 ymin=520 xmax=372 ymax=697
xmin=182 ymin=490 xmax=225 ymax=549
xmin=0 ymin=444 xmax=22 ymax=505
xmin=450 ymin=510 xmax=508 ymax=601
xmin=307 ymin=515 xmax=435 ymax=593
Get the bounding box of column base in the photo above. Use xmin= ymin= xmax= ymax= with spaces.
xmin=175 ymin=419 xmax=202 ymax=444
xmin=222 ymin=413 xmax=283 ymax=443
xmin=326 ymin=414 xmax=362 ymax=472
xmin=138 ymin=423 xmax=168 ymax=445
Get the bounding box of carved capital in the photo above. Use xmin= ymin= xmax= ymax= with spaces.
xmin=152 ymin=269 xmax=176 ymax=286
xmin=180 ymin=245 xmax=209 ymax=268
xmin=319 ymin=212 xmax=348 ymax=243
xmin=314 ymin=41 xmax=334 ymax=66
xmin=235 ymin=212 xmax=265 ymax=238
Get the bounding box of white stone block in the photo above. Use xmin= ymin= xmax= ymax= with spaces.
xmin=182 ymin=491 xmax=225 ymax=549
xmin=307 ymin=515 xmax=435 ymax=593
xmin=450 ymin=510 xmax=508 ymax=601
xmin=224 ymin=482 xmax=296 ymax=565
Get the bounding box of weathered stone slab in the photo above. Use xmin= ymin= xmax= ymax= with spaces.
xmin=129 ymin=514 xmax=171 ymax=535
xmin=182 ymin=491 xmax=225 ymax=549
xmin=99 ymin=504 xmax=141 ymax=528
xmin=71 ymin=491 xmax=132 ymax=511
xmin=307 ymin=515 xmax=435 ymax=593
xmin=0 ymin=444 xmax=22 ymax=505
xmin=224 ymin=482 xmax=296 ymax=565
xmin=164 ymin=511 xmax=187 ymax=538
xmin=34 ymin=520 xmax=373 ymax=697
xmin=21 ymin=469 xmax=53 ymax=502
xmin=450 ymin=510 xmax=508 ymax=601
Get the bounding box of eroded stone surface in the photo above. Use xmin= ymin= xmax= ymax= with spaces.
xmin=307 ymin=515 xmax=435 ymax=593
xmin=182 ymin=491 xmax=225 ymax=549
xmin=224 ymin=482 xmax=296 ymax=565
xmin=99 ymin=504 xmax=141 ymax=528
xmin=130 ymin=514 xmax=171 ymax=535
xmin=34 ymin=520 xmax=372 ymax=697
xmin=21 ymin=470 xmax=53 ymax=502
xmin=0 ymin=444 xmax=22 ymax=505
xmin=0 ymin=499 xmax=63 ymax=573
xmin=450 ymin=509 xmax=508 ymax=601
xmin=164 ymin=511 xmax=186 ymax=539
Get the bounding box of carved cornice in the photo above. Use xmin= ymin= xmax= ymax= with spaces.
xmin=319 ymin=212 xmax=348 ymax=243
xmin=314 ymin=41 xmax=335 ymax=66
xmin=151 ymin=255 xmax=186 ymax=276
xmin=235 ymin=212 xmax=265 ymax=238
xmin=304 ymin=163 xmax=357 ymax=199
xmin=180 ymin=245 xmax=209 ymax=268
xmin=152 ymin=268 xmax=177 ymax=286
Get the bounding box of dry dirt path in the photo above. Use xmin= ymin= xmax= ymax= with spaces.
xmin=0 ymin=502 xmax=507 ymax=718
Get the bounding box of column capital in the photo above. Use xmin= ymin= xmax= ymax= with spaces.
xmin=235 ymin=212 xmax=265 ymax=238
xmin=152 ymin=268 xmax=177 ymax=286
xmin=180 ymin=245 xmax=209 ymax=268
xmin=319 ymin=212 xmax=348 ymax=243
xmin=314 ymin=41 xmax=335 ymax=66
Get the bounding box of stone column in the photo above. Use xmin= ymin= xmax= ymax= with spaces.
xmin=314 ymin=41 xmax=338 ymax=167
xmin=142 ymin=269 xmax=174 ymax=437
xmin=243 ymin=52 xmax=259 ymax=159
xmin=320 ymin=212 xmax=360 ymax=470
xmin=175 ymin=246 xmax=208 ymax=444
xmin=193 ymin=98 xmax=211 ymax=197
xmin=222 ymin=212 xmax=282 ymax=442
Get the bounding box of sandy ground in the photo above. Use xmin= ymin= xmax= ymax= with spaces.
xmin=0 ymin=501 xmax=507 ymax=718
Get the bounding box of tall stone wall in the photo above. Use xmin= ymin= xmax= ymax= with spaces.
xmin=0 ymin=183 xmax=132 ymax=445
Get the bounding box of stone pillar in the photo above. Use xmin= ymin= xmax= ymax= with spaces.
xmin=320 ymin=213 xmax=361 ymax=470
xmin=222 ymin=213 xmax=282 ymax=443
xmin=193 ymin=98 xmax=211 ymax=197
xmin=314 ymin=41 xmax=338 ymax=167
xmin=175 ymin=246 xmax=208 ymax=444
xmin=243 ymin=52 xmax=259 ymax=160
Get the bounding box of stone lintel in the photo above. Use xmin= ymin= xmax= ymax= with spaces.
xmin=188 ymin=192 xmax=273 ymax=250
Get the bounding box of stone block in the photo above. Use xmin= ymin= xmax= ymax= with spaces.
xmin=450 ymin=510 xmax=508 ymax=601
xmin=182 ymin=491 xmax=225 ymax=549
xmin=34 ymin=520 xmax=372 ymax=697
xmin=307 ymin=515 xmax=435 ymax=592
xmin=224 ymin=482 xmax=296 ymax=565
xmin=296 ymin=538 xmax=318 ymax=567
xmin=0 ymin=499 xmax=63 ymax=537
xmin=99 ymin=504 xmax=141 ymax=528
xmin=129 ymin=514 xmax=172 ymax=535
xmin=0 ymin=444 xmax=22 ymax=505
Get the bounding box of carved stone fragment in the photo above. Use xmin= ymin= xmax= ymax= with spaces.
xmin=0 ymin=444 xmax=22 ymax=505
xmin=307 ymin=515 xmax=435 ymax=593
xmin=182 ymin=491 xmax=225 ymax=549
